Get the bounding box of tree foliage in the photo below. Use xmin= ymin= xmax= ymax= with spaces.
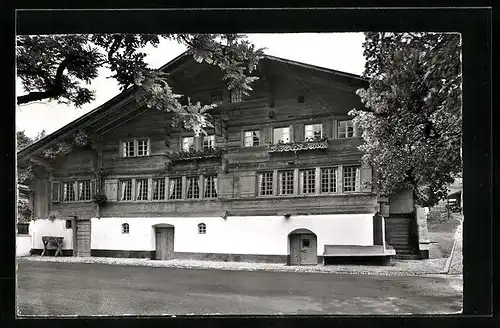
xmin=349 ymin=32 xmax=462 ymax=207
xmin=16 ymin=34 xmax=264 ymax=135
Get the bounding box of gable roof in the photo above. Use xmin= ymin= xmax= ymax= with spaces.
xmin=17 ymin=51 xmax=365 ymax=161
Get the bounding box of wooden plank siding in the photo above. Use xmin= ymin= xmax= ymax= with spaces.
xmin=28 ymin=56 xmax=375 ymax=220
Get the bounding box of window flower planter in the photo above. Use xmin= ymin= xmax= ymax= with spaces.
xmin=267 ymin=137 xmax=328 ymax=153
xmin=167 ymin=148 xmax=223 ymax=162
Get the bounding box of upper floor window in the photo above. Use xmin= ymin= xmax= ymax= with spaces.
xmin=203 ymin=135 xmax=215 ymax=150
xmin=198 ymin=223 xmax=206 ymax=234
xmin=273 ymin=127 xmax=290 ymax=144
xmin=230 ymin=90 xmax=243 ymax=103
xmin=152 ymin=178 xmax=166 ymax=201
xmin=258 ymin=172 xmax=274 ymax=196
xmin=78 ymin=181 xmax=92 ymax=201
xmin=120 ymin=179 xmax=133 ymax=201
xmin=122 ymin=138 xmax=150 ymax=157
xmin=182 ymin=136 xmax=195 ymax=152
xmin=63 ymin=182 xmax=76 ymax=202
xmin=121 ymin=223 xmax=129 ymax=234
xmin=338 ymin=120 xmax=355 ymax=138
xmin=204 ymin=176 xmax=218 ymax=198
xmin=321 ymin=168 xmax=338 ymax=193
xmin=300 ymin=169 xmax=316 ymax=194
xmin=278 ymin=170 xmax=294 ymax=195
xmin=186 ymin=177 xmax=200 ymax=199
xmin=169 ymin=177 xmax=183 ymax=200
xmin=244 ymin=130 xmax=260 ymax=147
xmin=136 ymin=179 xmax=149 ymax=201
xmin=343 ymin=166 xmax=360 ymax=192
xmin=210 ymin=91 xmax=224 ymax=104
xmin=304 ymin=124 xmax=323 ymax=141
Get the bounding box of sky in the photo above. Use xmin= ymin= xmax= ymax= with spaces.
xmin=16 ymin=33 xmax=366 ymax=138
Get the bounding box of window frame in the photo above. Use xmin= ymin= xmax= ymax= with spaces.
xmin=186 ymin=176 xmax=201 ymax=199
xmin=168 ymin=177 xmax=183 ymax=200
xmin=320 ymin=167 xmax=338 ymax=194
xmin=152 ymin=177 xmax=166 ymax=201
xmin=198 ymin=223 xmax=207 ymax=234
xmin=210 ymin=90 xmax=224 ymax=104
xmin=258 ymin=171 xmax=274 ymax=196
xmin=230 ymin=89 xmax=243 ymax=103
xmin=278 ymin=170 xmax=295 ymax=196
xmin=342 ymin=166 xmax=360 ymax=192
xmin=121 ymin=223 xmax=130 ymax=234
xmin=304 ymin=123 xmax=323 ymax=141
xmin=121 ymin=138 xmax=151 ymax=157
xmin=202 ymin=135 xmax=215 ymax=150
xmin=135 ymin=178 xmax=149 ymax=201
xmin=62 ymin=181 xmax=77 ymax=202
xmin=203 ymin=175 xmax=218 ymax=199
xmin=243 ymin=130 xmax=261 ymax=147
xmin=273 ymin=126 xmax=291 ymax=144
xmin=119 ymin=179 xmax=134 ymax=202
xmin=299 ymin=169 xmax=316 ymax=195
xmin=337 ymin=120 xmax=355 ymax=139
xmin=181 ymin=136 xmax=195 ymax=152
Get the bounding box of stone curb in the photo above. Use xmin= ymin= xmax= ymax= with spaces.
xmin=17 ymin=256 xmax=447 ymax=277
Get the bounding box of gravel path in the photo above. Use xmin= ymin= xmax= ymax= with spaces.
xmin=19 ymin=254 xmax=449 ymax=277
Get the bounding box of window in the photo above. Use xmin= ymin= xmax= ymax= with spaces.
xmin=298 ymin=95 xmax=305 ymax=103
xmin=338 ymin=120 xmax=355 ymax=138
xmin=169 ymin=177 xmax=183 ymax=200
xmin=182 ymin=136 xmax=195 ymax=152
xmin=198 ymin=223 xmax=206 ymax=234
xmin=304 ymin=124 xmax=323 ymax=141
xmin=65 ymin=220 xmax=72 ymax=229
xmin=210 ymin=91 xmax=223 ymax=104
xmin=300 ymin=169 xmax=316 ymax=194
xmin=258 ymin=172 xmax=274 ymax=196
xmin=230 ymin=90 xmax=243 ymax=103
xmin=136 ymin=179 xmax=149 ymax=201
xmin=186 ymin=177 xmax=200 ymax=199
xmin=63 ymin=182 xmax=76 ymax=202
xmin=244 ymin=130 xmax=260 ymax=147
xmin=152 ymin=178 xmax=166 ymax=201
xmin=321 ymin=168 xmax=338 ymax=193
xmin=203 ymin=135 xmax=215 ymax=150
xmin=120 ymin=179 xmax=133 ymax=201
xmin=137 ymin=139 xmax=149 ymax=156
xmin=278 ymin=170 xmax=294 ymax=195
xmin=302 ymin=239 xmax=310 ymax=247
xmin=343 ymin=166 xmax=360 ymax=192
xmin=273 ymin=127 xmax=290 ymax=144
xmin=78 ymin=181 xmax=91 ymax=201
xmin=204 ymin=176 xmax=217 ymax=198
xmin=121 ymin=223 xmax=129 ymax=234
xmin=123 ymin=140 xmax=135 ymax=157
xmin=122 ymin=139 xmax=150 ymax=157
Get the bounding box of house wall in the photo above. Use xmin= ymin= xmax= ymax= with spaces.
xmin=91 ymin=214 xmax=375 ymax=257
xmin=16 ymin=235 xmax=31 ymax=256
xmin=29 ymin=219 xmax=73 ymax=250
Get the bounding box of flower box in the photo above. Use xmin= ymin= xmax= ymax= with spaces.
xmin=167 ymin=148 xmax=223 ymax=162
xmin=267 ymin=138 xmax=329 ymax=153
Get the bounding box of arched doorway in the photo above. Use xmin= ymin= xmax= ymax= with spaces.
xmin=153 ymin=224 xmax=175 ymax=260
xmin=288 ymin=228 xmax=318 ymax=265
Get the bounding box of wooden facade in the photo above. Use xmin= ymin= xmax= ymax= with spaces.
xmin=19 ymin=53 xmax=417 ymax=261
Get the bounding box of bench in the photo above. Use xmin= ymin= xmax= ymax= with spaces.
xmin=323 ymin=244 xmax=396 ymax=266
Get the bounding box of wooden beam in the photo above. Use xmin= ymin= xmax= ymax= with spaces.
xmin=30 ymin=157 xmax=54 ymax=172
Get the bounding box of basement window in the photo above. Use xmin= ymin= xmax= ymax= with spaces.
xmin=302 ymin=239 xmax=310 ymax=248
xmin=198 ymin=223 xmax=206 ymax=234
xmin=65 ymin=220 xmax=72 ymax=229
xmin=298 ymin=95 xmax=305 ymax=103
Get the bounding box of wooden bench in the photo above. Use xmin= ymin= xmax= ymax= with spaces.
xmin=41 ymin=236 xmax=64 ymax=257
xmin=323 ymin=244 xmax=396 ymax=266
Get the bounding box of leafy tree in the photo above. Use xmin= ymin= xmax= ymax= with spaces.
xmin=16 ymin=129 xmax=46 ymax=151
xmin=349 ymin=32 xmax=462 ymax=207
xmin=17 ymin=34 xmax=264 ymax=135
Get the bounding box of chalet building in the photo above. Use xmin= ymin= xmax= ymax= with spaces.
xmin=17 ymin=52 xmax=425 ymax=265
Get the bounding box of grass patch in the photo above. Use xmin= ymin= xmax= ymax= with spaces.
xmin=427 ymin=215 xmax=462 ymax=259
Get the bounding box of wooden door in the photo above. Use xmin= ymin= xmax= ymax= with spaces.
xmin=155 ymin=227 xmax=174 ymax=260
xmin=289 ymin=234 xmax=301 ymax=265
xmin=75 ymin=219 xmax=91 ymax=257
xmin=299 ymin=233 xmax=317 ymax=265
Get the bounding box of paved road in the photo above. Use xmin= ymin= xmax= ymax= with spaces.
xmin=16 ymin=260 xmax=462 ymax=316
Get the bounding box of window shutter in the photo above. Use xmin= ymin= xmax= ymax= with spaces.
xmin=289 ymin=125 xmax=294 ymax=143
xmin=354 ymin=121 xmax=362 ymax=137
xmin=332 ymin=120 xmax=338 ymax=139
xmin=355 ymin=167 xmax=361 ymax=191
xmin=104 ymin=179 xmax=118 ymax=202
xmin=360 ymin=164 xmax=372 ymax=192
xmin=295 ymin=123 xmax=304 ymax=142
xmin=51 ymin=181 xmax=60 ymax=202
xmin=322 ymin=121 xmax=331 ymax=139
xmin=261 ymin=127 xmax=271 ymax=145
xmin=337 ymin=166 xmax=343 ymax=193
xmin=91 ymin=179 xmax=97 ymax=197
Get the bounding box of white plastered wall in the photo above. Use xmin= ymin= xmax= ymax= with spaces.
xmin=91 ymin=214 xmax=375 ymax=256
xmin=29 ymin=219 xmax=73 ymax=250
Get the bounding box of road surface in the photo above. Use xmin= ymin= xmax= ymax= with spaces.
xmin=16 ymin=260 xmax=462 ymax=316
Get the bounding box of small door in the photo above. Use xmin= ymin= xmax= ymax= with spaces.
xmin=155 ymin=227 xmax=174 ymax=260
xmin=75 ymin=219 xmax=91 ymax=257
xmin=299 ymin=234 xmax=317 ymax=265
